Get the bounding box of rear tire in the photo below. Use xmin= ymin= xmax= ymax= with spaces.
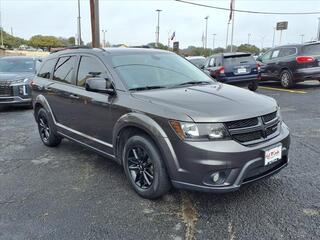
xmin=280 ymin=70 xmax=294 ymax=88
xmin=248 ymin=80 xmax=258 ymax=91
xmin=123 ymin=134 xmax=171 ymax=199
xmin=36 ymin=108 xmax=62 ymax=147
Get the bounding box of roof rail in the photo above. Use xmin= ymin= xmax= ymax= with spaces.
xmin=50 ymin=45 xmax=105 ymax=54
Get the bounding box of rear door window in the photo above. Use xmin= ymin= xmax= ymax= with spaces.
xmin=37 ymin=59 xmax=56 ymax=79
xmin=302 ymin=44 xmax=320 ymax=55
xmin=279 ymin=48 xmax=296 ymax=57
xmin=209 ymin=57 xmax=216 ymax=67
xmin=53 ymin=56 xmax=77 ymax=84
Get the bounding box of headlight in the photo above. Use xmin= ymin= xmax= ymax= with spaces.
xmin=169 ymin=120 xmax=230 ymax=141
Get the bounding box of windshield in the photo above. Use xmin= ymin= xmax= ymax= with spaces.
xmin=111 ymin=52 xmax=214 ymax=90
xmin=0 ymin=58 xmax=35 ymax=73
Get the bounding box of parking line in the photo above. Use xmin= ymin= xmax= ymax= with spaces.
xmin=259 ymin=86 xmax=307 ymax=94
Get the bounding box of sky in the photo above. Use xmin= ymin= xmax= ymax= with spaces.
xmin=1 ymin=0 xmax=320 ymax=49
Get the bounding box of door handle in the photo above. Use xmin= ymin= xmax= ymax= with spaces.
xmin=69 ymin=94 xmax=80 ymax=99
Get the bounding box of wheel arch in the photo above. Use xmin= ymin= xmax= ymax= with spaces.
xmin=112 ymin=112 xmax=180 ymax=178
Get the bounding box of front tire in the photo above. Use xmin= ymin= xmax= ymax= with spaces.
xmin=123 ymin=134 xmax=171 ymax=199
xmin=37 ymin=108 xmax=62 ymax=147
xmin=280 ymin=70 xmax=294 ymax=88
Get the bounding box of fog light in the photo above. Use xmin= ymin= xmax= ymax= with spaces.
xmin=211 ymin=171 xmax=226 ymax=184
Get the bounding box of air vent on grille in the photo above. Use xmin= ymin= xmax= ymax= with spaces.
xmin=262 ymin=111 xmax=277 ymax=123
xmin=225 ymin=117 xmax=258 ymax=129
xmin=0 ymin=85 xmax=12 ymax=96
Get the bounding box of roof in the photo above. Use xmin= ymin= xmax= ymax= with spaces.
xmin=186 ymin=56 xmax=205 ymax=60
xmin=222 ymin=52 xmax=251 ymax=57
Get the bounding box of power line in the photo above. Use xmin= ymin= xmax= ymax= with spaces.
xmin=175 ymin=0 xmax=320 ymax=15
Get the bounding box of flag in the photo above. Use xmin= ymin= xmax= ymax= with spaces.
xmin=229 ymin=0 xmax=233 ymax=23
xmin=171 ymin=31 xmax=176 ymax=41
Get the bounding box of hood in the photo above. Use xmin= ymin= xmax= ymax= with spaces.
xmin=132 ymin=83 xmax=278 ymax=122
xmin=0 ymin=72 xmax=35 ymax=83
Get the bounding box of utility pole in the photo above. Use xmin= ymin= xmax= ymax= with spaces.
xmin=90 ymin=0 xmax=100 ymax=48
xmin=204 ymin=16 xmax=209 ymax=49
xmin=230 ymin=0 xmax=235 ymax=52
xmin=155 ymin=9 xmax=162 ymax=47
xmin=300 ymin=34 xmax=304 ymax=44
xmin=102 ymin=29 xmax=107 ymax=47
xmin=212 ymin=33 xmax=216 ymax=50
xmin=272 ymin=27 xmax=276 ymax=47
xmin=0 ymin=0 xmax=3 ymax=48
xmin=225 ymin=22 xmax=230 ymax=51
xmin=77 ymin=0 xmax=82 ymax=45
xmin=317 ymin=17 xmax=320 ymax=41
xmin=247 ymin=33 xmax=251 ymax=45
xmin=279 ymin=29 xmax=283 ymax=45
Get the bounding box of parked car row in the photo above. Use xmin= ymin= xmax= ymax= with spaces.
xmin=187 ymin=41 xmax=320 ymax=89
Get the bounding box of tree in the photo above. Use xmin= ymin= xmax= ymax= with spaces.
xmin=68 ymin=37 xmax=75 ymax=46
xmin=28 ymin=35 xmax=64 ymax=51
xmin=0 ymin=29 xmax=26 ymax=49
xmin=237 ymin=44 xmax=260 ymax=55
xmin=147 ymin=42 xmax=168 ymax=50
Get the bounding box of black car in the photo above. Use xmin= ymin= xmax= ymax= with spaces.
xmin=203 ymin=52 xmax=259 ymax=91
xmin=257 ymin=42 xmax=320 ymax=88
xmin=32 ymin=47 xmax=290 ymax=199
xmin=0 ymin=56 xmax=39 ymax=107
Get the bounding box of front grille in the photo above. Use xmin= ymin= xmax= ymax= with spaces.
xmin=225 ymin=111 xmax=280 ymax=145
xmin=233 ymin=131 xmax=262 ymax=142
xmin=225 ymin=117 xmax=259 ymax=129
xmin=0 ymin=85 xmax=12 ymax=96
xmin=262 ymin=111 xmax=277 ymax=123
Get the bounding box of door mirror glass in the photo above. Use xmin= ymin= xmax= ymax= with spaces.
xmin=85 ymin=78 xmax=115 ymax=95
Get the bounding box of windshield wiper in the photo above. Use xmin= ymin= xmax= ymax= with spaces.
xmin=129 ymin=86 xmax=166 ymax=91
xmin=176 ymin=81 xmax=212 ymax=87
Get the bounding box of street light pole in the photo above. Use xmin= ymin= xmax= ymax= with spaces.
xmin=225 ymin=22 xmax=230 ymax=50
xmin=247 ymin=33 xmax=251 ymax=45
xmin=230 ymin=0 xmax=235 ymax=52
xmin=155 ymin=9 xmax=162 ymax=47
xmin=272 ymin=27 xmax=276 ymax=47
xmin=204 ymin=16 xmax=209 ymax=49
xmin=102 ymin=30 xmax=107 ymax=47
xmin=77 ymin=0 xmax=82 ymax=45
xmin=317 ymin=17 xmax=320 ymax=41
xmin=212 ymin=33 xmax=216 ymax=50
xmin=90 ymin=0 xmax=100 ymax=48
xmin=300 ymin=34 xmax=304 ymax=44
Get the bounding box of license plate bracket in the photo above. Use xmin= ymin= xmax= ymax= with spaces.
xmin=264 ymin=144 xmax=282 ymax=166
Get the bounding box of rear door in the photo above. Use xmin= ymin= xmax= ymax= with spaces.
xmin=223 ymin=54 xmax=257 ymax=78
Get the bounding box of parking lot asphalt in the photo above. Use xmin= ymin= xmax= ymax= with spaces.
xmin=0 ymin=81 xmax=320 ymax=240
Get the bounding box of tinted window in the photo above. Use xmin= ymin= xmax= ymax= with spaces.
xmin=111 ymin=53 xmax=214 ymax=90
xmin=209 ymin=57 xmax=215 ymax=67
xmin=0 ymin=58 xmax=35 ymax=73
xmin=303 ymin=44 xmax=320 ymax=55
xmin=77 ymin=56 xmax=108 ymax=87
xmin=37 ymin=59 xmax=56 ymax=79
xmin=279 ymin=48 xmax=296 ymax=57
xmin=261 ymin=50 xmax=272 ymax=61
xmin=223 ymin=55 xmax=255 ymax=66
xmin=53 ymin=56 xmax=77 ymax=84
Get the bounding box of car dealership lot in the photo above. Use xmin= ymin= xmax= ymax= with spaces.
xmin=0 ymin=82 xmax=319 ymax=240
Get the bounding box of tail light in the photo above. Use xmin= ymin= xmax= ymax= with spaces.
xmin=219 ymin=66 xmax=225 ymax=74
xmin=256 ymin=63 xmax=261 ymax=71
xmin=296 ymin=56 xmax=315 ymax=63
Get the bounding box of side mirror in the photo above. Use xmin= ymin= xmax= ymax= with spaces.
xmin=256 ymin=56 xmax=262 ymax=62
xmin=85 ymin=77 xmax=115 ymax=95
xmin=199 ymin=64 xmax=205 ymax=69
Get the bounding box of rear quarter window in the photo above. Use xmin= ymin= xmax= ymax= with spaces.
xmin=302 ymin=44 xmax=320 ymax=55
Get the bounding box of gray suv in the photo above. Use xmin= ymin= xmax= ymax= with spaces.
xmin=32 ymin=47 xmax=290 ymax=199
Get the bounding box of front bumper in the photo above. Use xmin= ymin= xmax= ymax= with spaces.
xmin=170 ymin=122 xmax=290 ymax=193
xmin=0 ymin=84 xmax=32 ymax=106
